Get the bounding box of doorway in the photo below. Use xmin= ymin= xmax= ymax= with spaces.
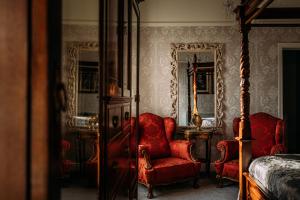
xmin=279 ymin=44 xmax=300 ymax=153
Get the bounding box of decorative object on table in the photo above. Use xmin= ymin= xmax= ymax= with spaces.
xmin=88 ymin=115 xmax=99 ymax=130
xmin=73 ymin=115 xmax=99 ymax=130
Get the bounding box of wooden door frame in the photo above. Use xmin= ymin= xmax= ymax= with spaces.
xmin=31 ymin=0 xmax=62 ymax=199
xmin=0 ymin=0 xmax=61 ymax=199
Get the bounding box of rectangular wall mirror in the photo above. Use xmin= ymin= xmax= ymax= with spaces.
xmin=170 ymin=43 xmax=224 ymax=128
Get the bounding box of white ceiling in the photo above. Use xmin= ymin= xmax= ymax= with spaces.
xmin=139 ymin=0 xmax=235 ymax=26
xmin=62 ymin=0 xmax=300 ymax=26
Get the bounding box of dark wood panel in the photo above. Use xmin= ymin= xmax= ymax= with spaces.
xmin=258 ymin=8 xmax=300 ymax=19
xmin=31 ymin=0 xmax=50 ymax=199
xmin=0 ymin=0 xmax=28 ymax=199
xmin=108 ymin=104 xmax=122 ymax=140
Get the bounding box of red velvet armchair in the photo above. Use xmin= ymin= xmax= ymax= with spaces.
xmin=137 ymin=113 xmax=201 ymax=198
xmin=215 ymin=112 xmax=287 ymax=186
xmin=61 ymin=139 xmax=74 ymax=177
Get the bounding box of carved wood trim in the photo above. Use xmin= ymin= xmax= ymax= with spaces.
xmin=64 ymin=41 xmax=98 ymax=127
xmin=170 ymin=42 xmax=225 ymax=129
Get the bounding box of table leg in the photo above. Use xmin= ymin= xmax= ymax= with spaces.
xmin=205 ymin=139 xmax=209 ymax=174
xmin=207 ymin=136 xmax=212 ymax=174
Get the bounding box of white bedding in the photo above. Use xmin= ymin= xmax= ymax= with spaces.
xmin=249 ymin=154 xmax=300 ymax=200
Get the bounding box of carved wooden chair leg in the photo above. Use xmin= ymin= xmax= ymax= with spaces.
xmin=216 ymin=175 xmax=223 ymax=188
xmin=147 ymin=184 xmax=154 ymax=199
xmin=193 ymin=177 xmax=200 ymax=188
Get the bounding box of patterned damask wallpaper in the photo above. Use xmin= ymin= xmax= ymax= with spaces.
xmin=64 ymin=24 xmax=300 ymax=162
xmin=139 ymin=26 xmax=300 ymax=136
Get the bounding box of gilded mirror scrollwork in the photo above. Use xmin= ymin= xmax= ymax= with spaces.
xmin=170 ymin=42 xmax=224 ymax=128
xmin=64 ymin=41 xmax=99 ymax=127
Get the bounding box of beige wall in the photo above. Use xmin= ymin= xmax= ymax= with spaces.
xmin=138 ymin=26 xmax=300 ymax=161
xmin=63 ymin=23 xmax=300 ymax=164
xmin=63 ymin=0 xmax=98 ymax=24
xmin=140 ymin=0 xmax=234 ymax=26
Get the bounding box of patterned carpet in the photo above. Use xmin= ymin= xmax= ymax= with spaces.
xmin=61 ymin=176 xmax=238 ymax=200
xmin=138 ymin=178 xmax=238 ymax=200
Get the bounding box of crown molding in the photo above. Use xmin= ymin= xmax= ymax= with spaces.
xmin=140 ymin=21 xmax=235 ymax=27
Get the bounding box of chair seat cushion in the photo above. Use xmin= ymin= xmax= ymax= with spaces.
xmin=143 ymin=157 xmax=200 ymax=184
xmin=222 ymin=159 xmax=239 ymax=180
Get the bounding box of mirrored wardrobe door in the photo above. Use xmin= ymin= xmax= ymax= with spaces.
xmin=60 ymin=0 xmax=99 ymax=199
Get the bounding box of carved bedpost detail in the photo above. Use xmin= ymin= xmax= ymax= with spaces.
xmin=237 ymin=4 xmax=252 ymax=200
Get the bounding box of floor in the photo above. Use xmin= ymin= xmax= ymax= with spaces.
xmin=61 ymin=176 xmax=238 ymax=200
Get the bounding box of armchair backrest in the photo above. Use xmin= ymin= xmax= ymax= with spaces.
xmin=233 ymin=112 xmax=286 ymax=158
xmin=138 ymin=113 xmax=174 ymax=159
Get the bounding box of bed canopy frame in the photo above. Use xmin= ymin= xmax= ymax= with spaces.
xmin=234 ymin=0 xmax=300 ymax=199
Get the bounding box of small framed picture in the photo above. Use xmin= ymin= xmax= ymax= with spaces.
xmin=197 ymin=71 xmax=214 ymax=94
xmin=78 ymin=61 xmax=98 ymax=93
xmin=197 ymin=73 xmax=209 ymax=94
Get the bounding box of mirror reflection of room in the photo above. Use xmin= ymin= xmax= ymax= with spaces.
xmin=60 ymin=0 xmax=99 ymax=199
xmin=178 ymin=51 xmax=215 ymax=126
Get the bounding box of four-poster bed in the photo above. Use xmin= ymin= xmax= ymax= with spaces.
xmin=235 ymin=0 xmax=300 ymax=199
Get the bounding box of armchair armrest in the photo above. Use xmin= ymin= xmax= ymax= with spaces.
xmin=270 ymin=144 xmax=287 ymax=155
xmin=169 ymin=140 xmax=198 ymax=162
xmin=215 ymin=140 xmax=239 ymax=164
xmin=138 ymin=145 xmax=152 ymax=170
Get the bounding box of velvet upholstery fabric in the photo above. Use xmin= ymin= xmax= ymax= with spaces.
xmin=139 ymin=113 xmax=171 ymax=159
xmin=61 ymin=140 xmax=73 ymax=176
xmin=138 ymin=113 xmax=201 ymax=187
xmin=215 ymin=112 xmax=287 ymax=181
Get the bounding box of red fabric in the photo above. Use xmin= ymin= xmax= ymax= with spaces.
xmin=215 ymin=112 xmax=286 ymax=181
xmin=270 ymin=144 xmax=287 ymax=155
xmin=138 ymin=145 xmax=150 ymax=158
xmin=250 ymin=113 xmax=277 ymax=157
xmin=139 ymin=157 xmax=201 ymax=185
xmin=222 ymin=159 xmax=239 ymax=180
xmin=62 ymin=159 xmax=73 ymax=174
xmin=275 ymin=120 xmax=286 ymax=145
xmin=129 ymin=117 xmax=137 ymax=156
xmin=216 ymin=140 xmax=239 ymax=162
xmin=215 ymin=140 xmax=239 ymax=176
xmin=139 ymin=113 xmax=171 ymax=159
xmin=138 ymin=113 xmax=201 ymax=186
xmin=61 ymin=139 xmax=73 ymax=176
xmin=232 ymin=112 xmax=286 ymax=158
xmin=61 ymin=139 xmax=71 ymax=150
xmin=164 ymin=117 xmax=176 ymax=142
xmin=169 ymin=140 xmax=193 ymax=161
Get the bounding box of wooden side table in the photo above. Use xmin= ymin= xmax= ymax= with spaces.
xmin=184 ymin=128 xmax=215 ymax=174
xmin=68 ymin=127 xmax=99 ymax=175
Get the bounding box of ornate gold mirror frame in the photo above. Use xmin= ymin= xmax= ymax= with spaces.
xmin=64 ymin=41 xmax=99 ymax=127
xmin=170 ymin=42 xmax=224 ymax=128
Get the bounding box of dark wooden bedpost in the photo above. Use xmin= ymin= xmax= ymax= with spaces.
xmin=237 ymin=1 xmax=252 ymax=200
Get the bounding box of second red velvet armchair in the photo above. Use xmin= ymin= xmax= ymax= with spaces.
xmin=214 ymin=112 xmax=287 ymax=186
xmin=136 ymin=113 xmax=201 ymax=199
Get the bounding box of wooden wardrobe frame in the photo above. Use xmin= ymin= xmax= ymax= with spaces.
xmin=235 ymin=1 xmax=300 ymax=199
